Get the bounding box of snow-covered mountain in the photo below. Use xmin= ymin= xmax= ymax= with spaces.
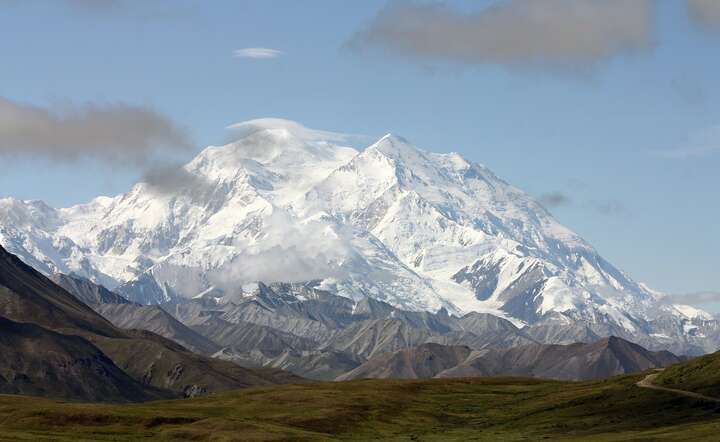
xmin=0 ymin=118 xmax=713 ymax=353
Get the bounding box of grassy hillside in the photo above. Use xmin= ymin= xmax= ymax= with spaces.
xmin=656 ymin=351 xmax=720 ymax=397
xmin=0 ymin=374 xmax=719 ymax=441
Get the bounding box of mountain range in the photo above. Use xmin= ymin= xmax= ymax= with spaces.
xmin=47 ymin=270 xmax=681 ymax=382
xmin=338 ymin=338 xmax=682 ymax=381
xmin=0 ymin=118 xmax=716 ymax=355
xmin=0 ymin=237 xmax=689 ymax=398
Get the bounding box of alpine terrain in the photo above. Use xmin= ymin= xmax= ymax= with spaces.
xmin=0 ymin=119 xmax=715 ymax=355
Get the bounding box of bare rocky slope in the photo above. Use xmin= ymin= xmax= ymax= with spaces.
xmin=340 ymin=337 xmax=682 ymax=381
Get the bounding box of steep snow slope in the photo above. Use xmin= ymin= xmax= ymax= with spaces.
xmin=0 ymin=119 xmax=712 ymax=352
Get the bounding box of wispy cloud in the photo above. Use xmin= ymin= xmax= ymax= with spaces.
xmin=538 ymin=187 xmax=626 ymax=217
xmin=658 ymin=125 xmax=720 ymax=159
xmin=2 ymin=0 xmax=199 ymax=20
xmin=539 ymin=192 xmax=572 ymax=208
xmin=142 ymin=162 xmax=214 ymax=197
xmin=666 ymin=291 xmax=720 ymax=305
xmin=592 ymin=200 xmax=627 ymax=216
xmin=659 ymin=146 xmax=720 ymax=159
xmin=233 ymin=48 xmax=283 ymax=59
xmin=346 ymin=0 xmax=655 ymax=69
xmin=688 ymin=0 xmax=720 ymax=31
xmin=0 ymin=97 xmax=191 ymax=165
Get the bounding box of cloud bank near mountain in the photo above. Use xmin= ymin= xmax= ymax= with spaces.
xmin=346 ymin=0 xmax=655 ymax=68
xmin=209 ymin=210 xmax=351 ymax=288
xmin=688 ymin=0 xmax=720 ymax=31
xmin=0 ymin=97 xmax=191 ymax=164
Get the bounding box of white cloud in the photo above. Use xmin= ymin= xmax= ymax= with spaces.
xmin=233 ymin=47 xmax=283 ymax=59
xmin=667 ymin=291 xmax=720 ymax=305
xmin=209 ymin=209 xmax=351 ymax=288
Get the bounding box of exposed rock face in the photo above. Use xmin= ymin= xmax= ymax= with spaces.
xmin=336 ymin=343 xmax=472 ymax=381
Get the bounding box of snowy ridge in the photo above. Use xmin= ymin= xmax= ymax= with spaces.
xmin=0 ymin=118 xmax=714 ymax=353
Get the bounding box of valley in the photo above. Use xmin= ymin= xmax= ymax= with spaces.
xmin=2 ymin=3 xmax=719 ymax=440
xmin=1 ymin=374 xmax=719 ymax=441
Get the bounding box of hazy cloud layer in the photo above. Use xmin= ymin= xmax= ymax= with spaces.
xmin=0 ymin=97 xmax=191 ymax=164
xmin=688 ymin=0 xmax=720 ymax=31
xmin=593 ymin=200 xmax=626 ymax=215
xmin=66 ymin=0 xmax=122 ymax=12
xmin=538 ymin=188 xmax=626 ymax=216
xmin=347 ymin=0 xmax=655 ymax=68
xmin=233 ymin=48 xmax=283 ymax=59
xmin=1 ymin=0 xmax=199 ymax=20
xmin=659 ymin=125 xmax=720 ymax=159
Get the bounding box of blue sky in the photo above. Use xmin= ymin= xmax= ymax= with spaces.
xmin=0 ymin=0 xmax=718 ymax=307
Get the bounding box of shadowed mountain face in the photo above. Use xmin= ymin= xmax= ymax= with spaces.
xmin=437 ymin=337 xmax=682 ymax=381
xmin=0 ymin=247 xmax=121 ymax=338
xmin=50 ymin=273 xmax=131 ymax=306
xmin=52 ymin=273 xmax=220 ymax=355
xmin=340 ymin=337 xmax=682 ymax=381
xmin=92 ymin=304 xmax=221 ymax=356
xmin=0 ymin=245 xmax=299 ymax=401
xmin=0 ymin=316 xmax=167 ymax=402
xmin=157 ymin=282 xmax=538 ymax=375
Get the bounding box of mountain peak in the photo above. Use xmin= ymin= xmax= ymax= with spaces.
xmin=1 ymin=119 xmax=714 ymax=356
xmin=370 ymin=133 xmax=422 ymax=159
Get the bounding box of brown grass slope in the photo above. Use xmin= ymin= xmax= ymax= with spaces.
xmin=656 ymin=349 xmax=720 ymax=398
